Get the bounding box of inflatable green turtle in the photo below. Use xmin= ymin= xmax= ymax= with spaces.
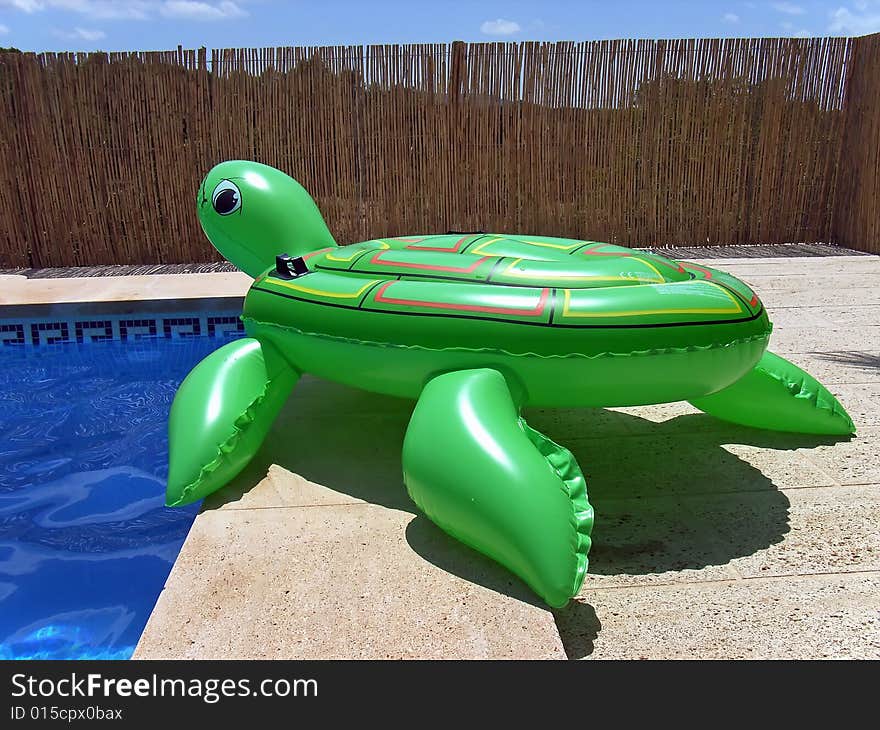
xmin=166 ymin=160 xmax=854 ymax=607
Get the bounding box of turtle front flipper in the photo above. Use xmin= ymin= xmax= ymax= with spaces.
xmin=402 ymin=368 xmax=594 ymax=607
xmin=689 ymin=351 xmax=855 ymax=436
xmin=166 ymin=338 xmax=299 ymax=507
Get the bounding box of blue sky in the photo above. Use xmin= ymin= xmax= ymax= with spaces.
xmin=1 ymin=1 xmax=879 ymax=52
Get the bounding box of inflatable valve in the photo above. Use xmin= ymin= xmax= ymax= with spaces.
xmin=275 ymin=253 xmax=308 ymax=279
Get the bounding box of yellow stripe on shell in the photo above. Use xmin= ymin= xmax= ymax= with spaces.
xmin=631 ymin=257 xmax=665 ymax=282
xmin=516 ymin=238 xmax=591 ymax=251
xmin=560 ymin=281 xmax=744 ymax=318
xmin=265 ymin=278 xmax=382 ymax=299
xmin=324 ymin=240 xmax=390 ymax=262
xmin=469 ymin=237 xmax=591 ymax=256
xmin=498 ymin=257 xmax=665 ymax=284
xmin=467 ymin=237 xmax=505 ymax=256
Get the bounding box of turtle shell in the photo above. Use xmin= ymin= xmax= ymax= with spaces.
xmin=243 ymin=233 xmax=771 ymax=406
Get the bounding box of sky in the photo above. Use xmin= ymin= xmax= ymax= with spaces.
xmin=0 ymin=0 xmax=879 ymax=53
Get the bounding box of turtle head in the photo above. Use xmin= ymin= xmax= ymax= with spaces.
xmin=197 ymin=160 xmax=337 ymax=278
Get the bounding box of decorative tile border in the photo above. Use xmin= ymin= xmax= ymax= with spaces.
xmin=0 ymin=312 xmax=245 ymax=346
xmin=0 ymin=323 xmax=26 ymax=346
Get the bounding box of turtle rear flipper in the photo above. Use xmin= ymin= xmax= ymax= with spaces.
xmin=402 ymin=368 xmax=594 ymax=607
xmin=166 ymin=338 xmax=299 ymax=506
xmin=689 ymin=351 xmax=855 ymax=436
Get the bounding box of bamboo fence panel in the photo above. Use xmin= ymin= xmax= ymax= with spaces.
xmin=835 ymin=33 xmax=880 ymax=253
xmin=0 ymin=36 xmax=874 ymax=267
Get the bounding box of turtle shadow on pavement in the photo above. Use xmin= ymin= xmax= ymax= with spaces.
xmin=203 ymin=376 xmax=851 ymax=659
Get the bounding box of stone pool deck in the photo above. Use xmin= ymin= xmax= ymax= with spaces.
xmin=10 ymin=253 xmax=877 ymax=659
xmin=0 ymin=270 xmax=249 ymax=306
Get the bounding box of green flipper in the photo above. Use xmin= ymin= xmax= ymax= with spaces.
xmin=689 ymin=351 xmax=855 ymax=436
xmin=402 ymin=368 xmax=594 ymax=607
xmin=166 ymin=337 xmax=299 ymax=506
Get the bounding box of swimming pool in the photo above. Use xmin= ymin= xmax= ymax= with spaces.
xmin=0 ymin=334 xmax=242 ymax=659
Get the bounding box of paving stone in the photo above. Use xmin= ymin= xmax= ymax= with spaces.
xmin=782 ymin=351 xmax=880 ymax=385
xmin=202 ymin=464 xmax=368 ymax=511
xmin=201 ymin=376 xmax=415 ymax=512
xmin=581 ymin=496 xmax=741 ymax=589
xmin=759 ymin=288 xmax=880 ymax=308
xmin=556 ymin=573 xmax=880 ymax=659
xmin=524 ymin=406 xmax=639 ymax=439
xmin=705 ymin=485 xmax=880 ymax=579
xmin=606 ymin=401 xmax=702 ymax=429
xmin=134 ymin=501 xmax=565 ymax=660
xmin=737 ymin=274 xmax=879 ymax=291
xmin=566 ymin=430 xmax=836 ymax=502
xmin=768 ymin=306 xmax=880 ymax=328
xmin=831 ymin=384 xmax=880 ymax=427
xmin=801 ymin=426 xmax=880 ymax=486
xmin=769 ymin=326 xmax=880 ymax=354
xmin=0 ymin=271 xmax=250 ymax=306
xmin=688 ymin=257 xmax=880 ymax=274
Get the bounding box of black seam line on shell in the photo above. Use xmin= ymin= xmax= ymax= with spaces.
xmin=243 ymin=315 xmax=772 ymax=360
xmin=459 ymin=233 xmax=492 ymax=254
xmin=338 ymin=246 xmax=374 ymax=271
xmin=485 ymin=256 xmax=507 ymax=283
xmin=549 ymin=288 xmax=558 ymax=325
xmin=251 ymin=285 xmax=768 ymax=330
xmin=566 ymin=242 xmax=596 ymax=255
xmin=356 ymin=279 xmax=386 ymax=307
xmin=710 ymin=279 xmax=754 ymax=311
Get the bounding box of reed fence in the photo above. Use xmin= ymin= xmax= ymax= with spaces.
xmin=834 ymin=33 xmax=880 ymax=251
xmin=0 ymin=35 xmax=877 ymax=268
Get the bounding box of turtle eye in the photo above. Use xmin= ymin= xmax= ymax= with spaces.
xmin=212 ymin=180 xmax=242 ymax=216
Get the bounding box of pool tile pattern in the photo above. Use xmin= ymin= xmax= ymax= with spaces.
xmin=1 ymin=313 xmax=245 ymax=346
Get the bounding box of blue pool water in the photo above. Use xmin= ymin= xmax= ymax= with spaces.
xmin=0 ymin=336 xmax=241 ymax=659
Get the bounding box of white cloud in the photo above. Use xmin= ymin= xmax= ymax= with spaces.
xmin=159 ymin=1 xmax=246 ymax=20
xmin=0 ymin=1 xmax=150 ymax=19
xmin=0 ymin=0 xmax=43 ymax=12
xmin=0 ymin=0 xmax=248 ymax=21
xmin=829 ymin=4 xmax=880 ymax=34
xmin=71 ymin=25 xmax=103 ymax=39
xmin=0 ymin=0 xmax=43 ymax=13
xmin=480 ymin=18 xmax=521 ymax=36
xmin=60 ymin=1 xmax=150 ymax=19
xmin=0 ymin=22 xmax=8 ymax=33
xmin=53 ymin=25 xmax=105 ymax=40
xmin=772 ymin=2 xmax=806 ymax=14
xmin=780 ymin=21 xmax=812 ymax=36
xmin=722 ymin=12 xmax=740 ymax=23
